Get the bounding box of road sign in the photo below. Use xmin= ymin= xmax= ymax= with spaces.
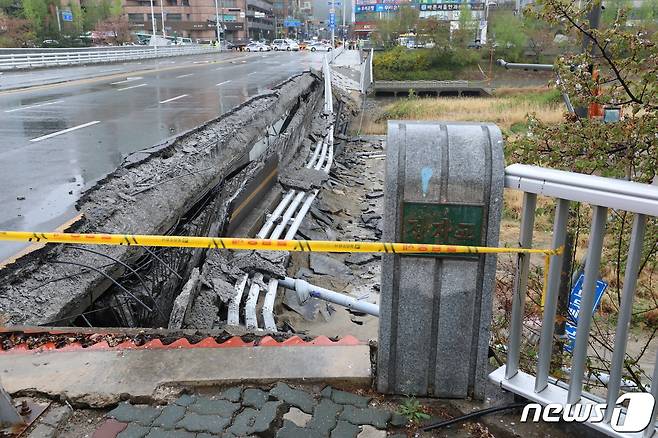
xmin=254 ymin=11 xmax=265 ymax=18
xmin=61 ymin=10 xmax=73 ymax=22
xmin=328 ymin=12 xmax=336 ymax=29
xmin=564 ymin=273 xmax=608 ymax=353
xmin=283 ymin=19 xmax=301 ymax=27
xmin=328 ymin=1 xmax=341 ymax=5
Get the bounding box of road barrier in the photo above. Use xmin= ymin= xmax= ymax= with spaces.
xmin=0 ymin=45 xmax=220 ymax=71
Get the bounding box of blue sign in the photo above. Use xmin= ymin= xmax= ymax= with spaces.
xmin=564 ymin=273 xmax=608 ymax=353
xmin=283 ymin=19 xmax=302 ymax=27
xmin=328 ymin=12 xmax=336 ymax=28
xmin=355 ymin=3 xmax=399 ymax=12
xmin=328 ymin=1 xmax=341 ymax=5
xmin=61 ymin=10 xmax=73 ymax=22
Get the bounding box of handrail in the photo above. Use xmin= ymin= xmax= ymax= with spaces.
xmin=0 ymin=45 xmax=220 ymax=71
xmin=505 ymin=164 xmax=658 ymax=216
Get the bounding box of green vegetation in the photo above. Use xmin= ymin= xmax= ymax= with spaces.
xmin=0 ymin=0 xmax=126 ymax=47
xmin=373 ymin=46 xmax=480 ymax=80
xmin=397 ymin=397 xmax=429 ymax=424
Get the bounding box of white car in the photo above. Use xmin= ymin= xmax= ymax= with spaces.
xmin=245 ymin=42 xmax=270 ymax=52
xmin=309 ymin=42 xmax=332 ymax=52
xmin=285 ymin=39 xmax=300 ymax=51
xmin=271 ymin=39 xmax=289 ymax=51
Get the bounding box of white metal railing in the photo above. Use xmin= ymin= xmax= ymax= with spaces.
xmin=359 ymin=48 xmax=373 ymax=94
xmin=0 ymin=45 xmax=221 ymax=71
xmin=491 ymin=163 xmax=658 ymax=437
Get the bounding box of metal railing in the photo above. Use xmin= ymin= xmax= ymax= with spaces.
xmin=490 ymin=163 xmax=658 ymax=437
xmin=359 ymin=48 xmax=373 ymax=94
xmin=0 ymin=45 xmax=221 ymax=71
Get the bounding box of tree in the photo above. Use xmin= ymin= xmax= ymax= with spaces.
xmin=490 ymin=12 xmax=527 ymax=61
xmin=523 ymin=14 xmax=556 ymax=63
xmin=70 ymin=1 xmax=83 ymax=33
xmin=95 ymin=15 xmax=130 ymax=44
xmin=0 ymin=11 xmax=35 ymax=46
xmin=21 ymin=0 xmax=48 ymax=31
xmin=454 ymin=3 xmax=475 ymax=46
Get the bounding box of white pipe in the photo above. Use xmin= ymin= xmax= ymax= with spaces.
xmin=256 ymin=190 xmax=296 ymax=239
xmin=284 ymin=190 xmax=318 ymax=240
xmin=262 ymin=278 xmax=278 ymax=331
xmin=314 ymin=139 xmax=328 ymax=171
xmin=227 ymin=274 xmax=248 ymax=326
xmin=279 ymin=277 xmax=379 ymax=317
xmin=245 ymin=273 xmax=263 ymax=329
xmin=270 ymin=191 xmax=306 ymax=239
xmin=305 ymin=139 xmax=323 ymax=169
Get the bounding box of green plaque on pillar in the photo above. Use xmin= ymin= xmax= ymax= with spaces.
xmin=401 ymin=203 xmax=484 ymax=248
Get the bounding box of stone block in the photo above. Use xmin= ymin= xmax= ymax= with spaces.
xmin=151 ymin=405 xmax=186 ymax=429
xmin=330 ymin=390 xmax=371 ymax=408
xmin=330 ymin=420 xmax=360 ymax=438
xmin=276 ymin=420 xmax=323 ymax=438
xmin=173 ymin=394 xmax=196 ymax=407
xmin=307 ymin=398 xmax=342 ymax=435
xmin=117 ymin=423 xmax=150 ymax=438
xmin=378 ymin=121 xmax=504 ymax=400
xmin=227 ymin=401 xmax=285 ymax=436
xmin=176 ymin=413 xmax=230 ymax=434
xmin=339 ymin=405 xmax=390 ymax=429
xmin=188 ymin=397 xmax=240 ymax=417
xmin=107 ymin=403 xmax=161 ymax=426
xmin=218 ymin=386 xmax=242 ymax=402
xmin=242 ymin=388 xmax=269 ymax=409
xmin=269 ymin=383 xmax=316 ymax=414
xmin=145 ymin=427 xmax=196 ymax=438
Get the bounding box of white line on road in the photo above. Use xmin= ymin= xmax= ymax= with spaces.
xmin=247 ymin=72 xmax=257 ymax=76
xmin=159 ymin=94 xmax=188 ymax=104
xmin=215 ymin=67 xmax=224 ymax=70
xmin=216 ymin=81 xmax=231 ymax=86
xmin=176 ymin=73 xmax=194 ymax=78
xmin=117 ymin=83 xmax=147 ymax=91
xmin=5 ymin=100 xmax=63 ymax=113
xmin=110 ymin=76 xmax=143 ymax=85
xmin=30 ymin=121 xmax=101 ymax=142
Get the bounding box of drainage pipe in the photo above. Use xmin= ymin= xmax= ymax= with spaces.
xmin=227 ymin=273 xmax=248 ymax=326
xmin=279 ymin=277 xmax=380 ymax=317
xmin=256 ymin=190 xmax=296 ymax=239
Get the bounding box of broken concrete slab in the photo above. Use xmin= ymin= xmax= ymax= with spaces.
xmin=0 ymin=345 xmax=371 ymax=406
xmin=309 ymin=254 xmax=352 ymax=277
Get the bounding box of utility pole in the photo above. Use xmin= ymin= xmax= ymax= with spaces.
xmin=55 ymin=6 xmax=62 ymax=32
xmin=214 ymin=0 xmax=222 ymax=47
xmin=149 ymin=0 xmax=157 ymax=38
xmin=160 ymin=0 xmax=166 ymax=38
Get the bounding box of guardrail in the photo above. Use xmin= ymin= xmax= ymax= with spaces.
xmin=491 ymin=164 xmax=658 ymax=437
xmin=359 ymin=48 xmax=373 ymax=94
xmin=0 ymin=45 xmax=221 ymax=71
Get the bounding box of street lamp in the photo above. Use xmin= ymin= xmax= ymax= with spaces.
xmin=214 ymin=0 xmax=222 ymax=48
xmin=150 ymin=0 xmax=157 ymax=39
xmin=160 ymin=0 xmax=166 ymax=38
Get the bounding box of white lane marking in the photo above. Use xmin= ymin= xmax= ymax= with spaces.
xmin=241 ymin=61 xmax=247 ymax=63
xmin=216 ymin=80 xmax=231 ymax=86
xmin=247 ymin=72 xmax=257 ymax=76
xmin=159 ymin=94 xmax=188 ymax=104
xmin=30 ymin=121 xmax=101 ymax=142
xmin=110 ymin=76 xmax=143 ymax=85
xmin=5 ymin=100 xmax=63 ymax=113
xmin=176 ymin=73 xmax=194 ymax=78
xmin=117 ymin=83 xmax=147 ymax=91
xmin=215 ymin=67 xmax=224 ymax=70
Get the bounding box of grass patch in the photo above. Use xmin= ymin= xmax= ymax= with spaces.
xmin=358 ymin=88 xmax=565 ymax=136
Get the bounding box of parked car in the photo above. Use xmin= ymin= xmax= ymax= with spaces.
xmin=245 ymin=42 xmax=270 ymax=51
xmin=286 ymin=39 xmax=300 ymax=51
xmin=308 ymin=42 xmax=332 ymax=52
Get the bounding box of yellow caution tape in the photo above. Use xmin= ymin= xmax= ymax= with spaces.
xmin=0 ymin=230 xmax=562 ymax=256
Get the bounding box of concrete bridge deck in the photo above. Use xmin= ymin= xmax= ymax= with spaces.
xmin=372 ymin=80 xmax=493 ymax=97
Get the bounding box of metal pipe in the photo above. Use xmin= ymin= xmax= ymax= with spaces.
xmin=505 ymin=192 xmax=537 ymax=380
xmin=227 ymin=273 xmax=248 ymax=325
xmin=534 ymin=198 xmax=570 ymax=393
xmin=284 ymin=189 xmax=318 ymax=240
xmin=645 ymin=346 xmax=658 ymax=437
xmin=262 ymin=278 xmax=278 ymax=331
xmin=314 ymin=137 xmax=328 ymax=171
xmin=256 ymin=190 xmax=296 ymax=239
xmin=605 ymin=213 xmax=647 ymax=421
xmin=279 ymin=277 xmax=379 ymax=317
xmin=270 ymin=191 xmax=306 ymax=239
xmin=568 ymin=206 xmax=608 ymax=403
xmin=496 ymin=59 xmax=554 ymax=71
xmin=305 ymin=140 xmax=323 ymax=169
xmin=245 ymin=273 xmax=263 ymax=329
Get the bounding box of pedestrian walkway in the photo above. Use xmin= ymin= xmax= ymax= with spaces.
xmin=94 ymin=384 xmax=408 ymax=437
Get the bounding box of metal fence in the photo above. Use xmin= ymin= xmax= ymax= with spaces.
xmin=490 ymin=164 xmax=658 ymax=437
xmin=0 ymin=45 xmax=221 ymax=71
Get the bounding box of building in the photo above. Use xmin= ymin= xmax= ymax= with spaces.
xmin=123 ymin=0 xmax=274 ymax=42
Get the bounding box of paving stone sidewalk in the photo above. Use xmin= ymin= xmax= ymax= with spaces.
xmin=94 ymin=383 xmax=408 ymax=438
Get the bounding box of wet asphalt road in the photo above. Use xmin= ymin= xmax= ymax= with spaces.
xmin=0 ymin=50 xmax=326 ymax=261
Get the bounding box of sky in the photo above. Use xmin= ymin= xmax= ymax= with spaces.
xmin=312 ymin=0 xmax=355 ymax=24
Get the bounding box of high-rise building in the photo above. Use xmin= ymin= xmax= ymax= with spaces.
xmin=122 ymin=0 xmax=273 ymax=42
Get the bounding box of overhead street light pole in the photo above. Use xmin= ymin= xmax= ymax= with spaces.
xmin=160 ymin=0 xmax=166 ymax=38
xmin=214 ymin=0 xmax=222 ymax=48
xmin=149 ymin=0 xmax=157 ymax=38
